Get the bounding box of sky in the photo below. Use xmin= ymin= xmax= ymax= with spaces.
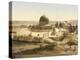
xmin=12 ymin=1 xmax=78 ymax=21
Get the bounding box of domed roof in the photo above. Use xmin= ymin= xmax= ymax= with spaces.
xmin=39 ymin=15 xmax=49 ymax=26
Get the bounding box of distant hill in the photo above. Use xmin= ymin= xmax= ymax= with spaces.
xmin=9 ymin=20 xmax=77 ymax=26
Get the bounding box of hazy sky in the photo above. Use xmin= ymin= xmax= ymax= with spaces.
xmin=12 ymin=1 xmax=78 ymax=21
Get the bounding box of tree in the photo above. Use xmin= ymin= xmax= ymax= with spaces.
xmin=39 ymin=15 xmax=49 ymax=26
